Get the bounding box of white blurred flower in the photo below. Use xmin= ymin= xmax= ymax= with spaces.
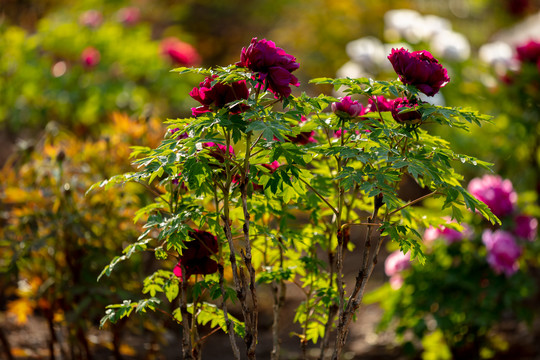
xmin=384 ymin=9 xmax=425 ymax=43
xmin=422 ymin=15 xmax=452 ymax=39
xmin=478 ymin=41 xmax=514 ymax=66
xmin=336 ymin=61 xmax=369 ymax=79
xmin=478 ymin=41 xmax=518 ymax=76
xmin=431 ymin=30 xmax=471 ymax=62
xmin=419 ymin=92 xmax=445 ymax=106
xmin=346 ymin=37 xmax=387 ymax=73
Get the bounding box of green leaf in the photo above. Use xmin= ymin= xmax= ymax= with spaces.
xmin=164 ymin=279 xmax=180 ymax=302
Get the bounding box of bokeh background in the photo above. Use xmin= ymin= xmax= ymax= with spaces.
xmin=1 ymin=0 xmax=539 ymax=359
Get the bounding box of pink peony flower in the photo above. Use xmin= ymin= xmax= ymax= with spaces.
xmin=331 ymin=96 xmax=366 ymax=119
xmin=81 ymin=47 xmax=100 ymax=68
xmin=513 ymin=214 xmax=538 ymax=241
xmin=160 ymin=37 xmax=201 ymax=66
xmin=389 ymin=274 xmax=405 ymax=290
xmin=482 ymin=230 xmax=522 ymax=276
xmin=424 ymin=217 xmax=472 ymax=244
xmin=467 ymin=175 xmax=517 ymax=218
xmin=189 ymin=75 xmax=249 ymax=117
xmin=117 ymin=7 xmax=140 ymax=26
xmin=237 ymin=37 xmax=300 ymax=99
xmin=387 ymin=48 xmax=450 ymax=96
xmin=79 ymin=10 xmax=103 ymax=28
xmin=384 ymin=250 xmax=411 ymax=277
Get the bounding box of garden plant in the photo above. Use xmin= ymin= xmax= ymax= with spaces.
xmin=89 ymin=37 xmax=503 ymax=360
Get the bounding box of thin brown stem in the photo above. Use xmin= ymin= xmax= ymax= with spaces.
xmin=298 ymin=177 xmax=339 ymax=217
xmin=179 ymin=270 xmax=194 ymax=360
xmin=388 ymin=191 xmax=438 ymax=217
xmin=213 ymin=185 xmax=241 ymax=360
xmin=240 ymin=131 xmax=259 ymax=360
xmin=331 ymin=195 xmax=383 ymax=360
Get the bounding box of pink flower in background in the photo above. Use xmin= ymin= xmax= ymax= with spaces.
xmin=161 ymin=37 xmax=201 ymax=66
xmin=79 ymin=10 xmax=103 ymax=28
xmin=385 ymin=250 xmax=411 ymax=276
xmin=385 ymin=250 xmax=411 ymax=289
xmin=237 ymin=37 xmax=300 ymax=99
xmin=467 ymin=175 xmax=517 ymax=218
xmin=516 ymin=40 xmax=540 ymax=64
xmin=482 ymin=230 xmax=522 ymax=276
xmin=189 ymin=75 xmax=249 ymax=117
xmin=388 ymin=48 xmax=450 ymax=96
xmin=513 ymin=214 xmax=538 ymax=241
xmin=424 ymin=217 xmax=472 ymax=244
xmin=391 ymin=97 xmax=422 ymax=124
xmin=367 ymin=96 xmax=395 ymax=113
xmin=332 ymin=96 xmax=366 ymax=119
xmin=117 ymin=7 xmax=140 ymax=26
xmin=81 ymin=47 xmax=100 ymax=68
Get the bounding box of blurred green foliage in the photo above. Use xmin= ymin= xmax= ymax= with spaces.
xmin=0 ymin=114 xmax=168 ymax=357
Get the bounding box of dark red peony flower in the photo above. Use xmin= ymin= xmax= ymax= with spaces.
xmin=237 ymin=37 xmax=300 ymax=99
xmin=81 ymin=47 xmax=100 ymax=68
xmin=202 ymin=142 xmax=235 ymax=163
xmin=516 ymin=40 xmax=540 ymax=64
xmin=388 ymin=48 xmax=450 ymax=97
xmin=160 ymin=37 xmax=201 ymax=66
xmin=285 ymin=116 xmax=317 ymax=145
xmin=332 ymin=96 xmax=366 ymax=119
xmin=190 ymin=75 xmax=249 ymax=117
xmin=174 ymin=230 xmax=219 ymax=281
xmin=391 ymin=97 xmax=422 ymax=124
xmin=367 ymin=96 xmax=395 ymax=113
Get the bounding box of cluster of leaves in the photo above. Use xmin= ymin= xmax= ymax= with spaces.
xmin=366 ymin=227 xmax=538 ymax=359
xmin=0 ymin=113 xmax=165 ymax=358
xmin=92 ymin=63 xmax=497 ymax=359
xmin=0 ymin=4 xmax=199 ymax=134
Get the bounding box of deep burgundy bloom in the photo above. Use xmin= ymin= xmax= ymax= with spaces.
xmin=367 ymin=96 xmax=395 ymax=112
xmin=388 ymin=48 xmax=450 ymax=96
xmin=202 ymin=142 xmax=235 ymax=163
xmin=332 ymin=96 xmax=366 ymax=119
xmin=174 ymin=230 xmax=219 ymax=281
xmin=237 ymin=37 xmax=300 ymax=99
xmin=286 ymin=116 xmax=317 ymax=145
xmin=81 ymin=47 xmax=100 ymax=68
xmin=516 ymin=40 xmax=540 ymax=64
xmin=160 ymin=37 xmax=200 ymax=66
xmin=189 ymin=75 xmax=249 ymax=117
xmin=467 ymin=175 xmax=517 ymax=218
xmin=391 ymin=97 xmax=422 ymax=124
xmin=169 ymin=128 xmax=189 ymax=139
xmin=482 ymin=230 xmax=521 ymax=277
xmin=513 ymin=214 xmax=538 ymax=241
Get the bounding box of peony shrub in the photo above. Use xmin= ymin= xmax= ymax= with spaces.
xmin=92 ymin=38 xmax=498 ymax=360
